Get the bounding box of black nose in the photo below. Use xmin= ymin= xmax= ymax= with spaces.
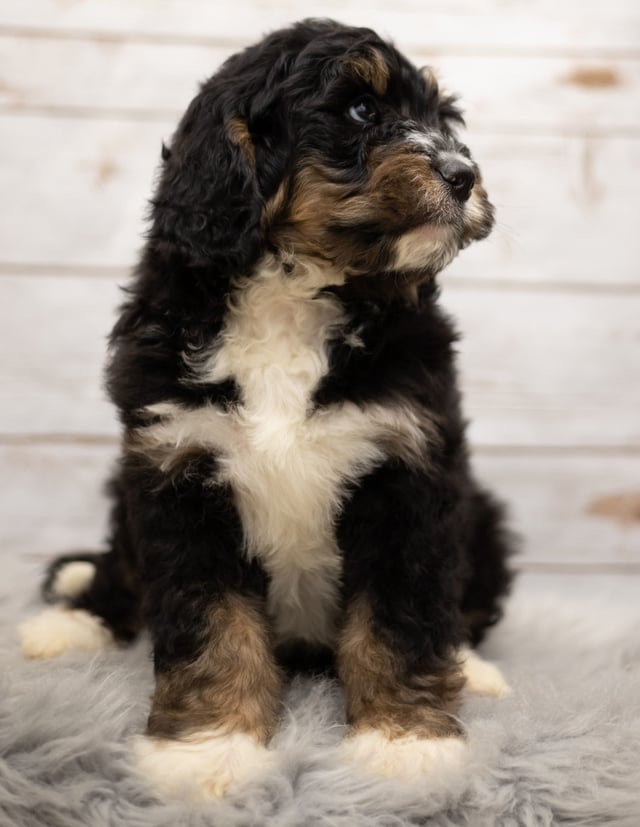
xmin=435 ymin=158 xmax=476 ymax=202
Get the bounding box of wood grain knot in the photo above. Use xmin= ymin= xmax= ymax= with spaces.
xmin=587 ymin=492 xmax=640 ymax=525
xmin=562 ymin=66 xmax=621 ymax=89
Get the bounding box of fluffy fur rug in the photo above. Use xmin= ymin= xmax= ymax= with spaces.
xmin=1 ymin=560 xmax=639 ymax=827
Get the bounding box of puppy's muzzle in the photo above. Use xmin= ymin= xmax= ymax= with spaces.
xmin=405 ymin=131 xmax=477 ymax=203
xmin=433 ymin=156 xmax=476 ymax=202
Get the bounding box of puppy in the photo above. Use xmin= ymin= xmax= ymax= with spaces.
xmin=20 ymin=19 xmax=513 ymax=798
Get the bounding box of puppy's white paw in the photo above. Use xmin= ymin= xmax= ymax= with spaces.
xmin=340 ymin=729 xmax=466 ymax=780
xmin=50 ymin=560 xmax=96 ymax=600
xmin=460 ymin=647 xmax=511 ymax=698
xmin=19 ymin=607 xmax=113 ymax=659
xmin=133 ymin=729 xmax=276 ymax=800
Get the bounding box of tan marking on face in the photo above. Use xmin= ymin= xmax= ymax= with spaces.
xmin=343 ymin=48 xmax=389 ymax=96
xmin=272 ymin=145 xmax=450 ymax=276
xmin=228 ymin=117 xmax=256 ymax=169
xmin=457 ymin=168 xmax=494 ymax=243
xmin=284 ymin=168 xmax=348 ymax=254
xmin=337 ymin=595 xmax=464 ymax=740
xmin=304 ymin=147 xmax=445 ymax=229
xmin=147 ymin=593 xmax=282 ymax=743
xmin=272 ymin=165 xmax=363 ymax=265
xmin=365 ymin=146 xmax=449 ymax=223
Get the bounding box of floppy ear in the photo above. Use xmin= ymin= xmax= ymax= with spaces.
xmin=149 ymin=83 xmax=264 ymax=274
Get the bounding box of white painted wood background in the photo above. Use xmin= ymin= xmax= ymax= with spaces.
xmin=1 ymin=0 xmax=639 ymax=576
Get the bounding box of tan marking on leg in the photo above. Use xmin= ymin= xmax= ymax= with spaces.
xmin=147 ymin=593 xmax=282 ymax=744
xmin=337 ymin=595 xmax=464 ymax=740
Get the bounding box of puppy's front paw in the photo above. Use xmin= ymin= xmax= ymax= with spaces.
xmin=339 ymin=729 xmax=466 ymax=780
xmin=132 ymin=729 xmax=276 ymax=800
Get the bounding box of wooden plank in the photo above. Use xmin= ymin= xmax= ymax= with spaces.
xmin=474 ymin=451 xmax=640 ymax=566
xmin=0 ymin=442 xmax=116 ymax=559
xmin=441 ymin=285 xmax=640 ymax=448
xmin=1 ymin=113 xmax=639 ymax=285
xmin=2 ymin=442 xmax=638 ymax=567
xmin=0 ymin=114 xmax=161 ymax=270
xmin=436 ymin=55 xmax=640 ymax=135
xmin=447 ymin=134 xmax=640 ymax=285
xmin=0 ymin=36 xmax=226 ymax=120
xmin=2 ymin=36 xmax=640 ymax=134
xmin=2 ymin=0 xmax=639 ymax=56
xmin=0 ymin=274 xmax=120 ymax=437
xmin=1 ymin=274 xmax=639 ymax=447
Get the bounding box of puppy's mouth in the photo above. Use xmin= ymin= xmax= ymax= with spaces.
xmin=392 ymin=223 xmax=459 ymax=274
xmin=390 ymin=181 xmax=495 ymax=277
xmin=370 ymin=138 xmax=494 ymax=276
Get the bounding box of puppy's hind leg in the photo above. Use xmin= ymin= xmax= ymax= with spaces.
xmin=19 ymin=476 xmax=143 ymax=659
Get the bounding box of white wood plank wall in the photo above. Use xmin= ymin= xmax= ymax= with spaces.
xmin=1 ymin=1 xmax=639 ymax=575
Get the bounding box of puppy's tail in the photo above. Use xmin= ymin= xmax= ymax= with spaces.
xmin=19 ymin=550 xmax=143 ymax=659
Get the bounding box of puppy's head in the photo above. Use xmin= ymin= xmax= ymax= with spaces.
xmin=151 ymin=19 xmax=493 ymax=287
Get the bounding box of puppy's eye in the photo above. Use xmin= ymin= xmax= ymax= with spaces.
xmin=348 ymin=97 xmax=379 ymax=125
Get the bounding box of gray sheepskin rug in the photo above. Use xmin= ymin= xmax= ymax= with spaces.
xmin=1 ymin=561 xmax=639 ymax=827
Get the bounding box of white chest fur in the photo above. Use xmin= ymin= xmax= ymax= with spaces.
xmin=138 ymin=258 xmax=431 ymax=646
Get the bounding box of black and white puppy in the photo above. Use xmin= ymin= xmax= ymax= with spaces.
xmin=20 ymin=19 xmax=513 ymax=798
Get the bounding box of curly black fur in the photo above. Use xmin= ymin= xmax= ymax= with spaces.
xmin=41 ymin=19 xmax=514 ymax=742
